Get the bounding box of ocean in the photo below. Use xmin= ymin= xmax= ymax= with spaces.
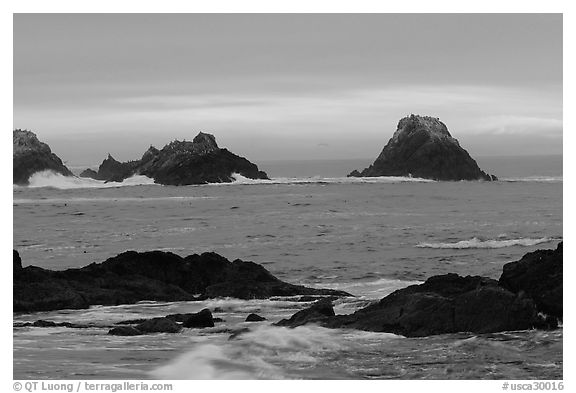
xmin=13 ymin=155 xmax=563 ymax=379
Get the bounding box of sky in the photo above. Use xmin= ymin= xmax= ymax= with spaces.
xmin=13 ymin=13 xmax=562 ymax=165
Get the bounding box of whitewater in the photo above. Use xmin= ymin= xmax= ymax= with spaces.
xmin=13 ymin=160 xmax=562 ymax=379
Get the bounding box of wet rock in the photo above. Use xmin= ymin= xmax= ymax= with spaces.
xmin=135 ymin=317 xmax=182 ymax=334
xmin=165 ymin=313 xmax=193 ymax=323
xmin=275 ymin=298 xmax=336 ymax=327
xmin=56 ymin=322 xmax=93 ymax=329
xmin=32 ymin=320 xmax=58 ymax=327
xmin=183 ymin=309 xmax=214 ymax=328
xmin=348 ymin=115 xmax=496 ymax=181
xmin=22 ymin=320 xmax=97 ymax=329
xmin=13 ymin=129 xmax=74 ymax=185
xmin=245 ymin=313 xmax=266 ymax=322
xmin=499 ymin=242 xmax=563 ymax=321
xmin=108 ymin=326 xmax=143 ymax=336
xmin=13 ymin=322 xmax=32 ymax=328
xmin=115 ymin=318 xmax=150 ymax=325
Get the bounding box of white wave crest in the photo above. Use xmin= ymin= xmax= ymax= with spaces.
xmin=18 ymin=170 xmax=156 ymax=189
xmin=229 ymin=173 xmax=436 ymax=185
xmin=150 ymin=324 xmax=398 ymax=379
xmin=416 ymin=237 xmax=559 ymax=249
xmin=500 ymin=176 xmax=563 ymax=182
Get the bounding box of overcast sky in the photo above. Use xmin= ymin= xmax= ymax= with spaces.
xmin=14 ymin=13 xmax=562 ymax=165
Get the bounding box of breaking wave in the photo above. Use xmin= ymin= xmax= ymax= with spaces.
xmin=500 ymin=176 xmax=562 ymax=182
xmin=16 ymin=170 xmax=156 ymax=189
xmin=416 ymin=237 xmax=560 ymax=249
xmin=149 ymin=324 xmax=400 ymax=379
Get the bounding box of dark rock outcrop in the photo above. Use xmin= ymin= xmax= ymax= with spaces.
xmin=499 ymin=242 xmax=563 ymax=321
xmin=83 ymin=132 xmax=269 ymax=185
xmin=135 ymin=317 xmax=182 ymax=334
xmin=276 ymin=298 xmax=336 ymax=328
xmin=13 ymin=129 xmax=73 ymax=185
xmin=32 ymin=320 xmax=58 ymax=327
xmin=87 ymin=154 xmax=141 ymax=182
xmin=245 ymin=313 xmax=266 ymax=322
xmin=14 ymin=250 xmax=22 ymax=270
xmin=13 ymin=250 xmax=350 ymax=313
xmin=108 ymin=326 xmax=143 ymax=336
xmin=78 ymin=168 xmax=98 ymax=179
xmin=348 ymin=115 xmax=496 ymax=181
xmin=279 ymin=275 xmax=545 ymax=336
xmin=12 ymin=320 xmax=95 ymax=329
xmin=182 ymin=309 xmax=214 ymax=328
xmin=327 ymin=274 xmax=544 ymax=336
xmin=276 ymin=244 xmax=562 ymax=337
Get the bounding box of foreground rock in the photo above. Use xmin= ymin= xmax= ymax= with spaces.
xmin=348 ymin=115 xmax=496 ymax=181
xmin=81 ymin=132 xmax=269 ymax=185
xmin=134 ymin=317 xmax=182 ymax=334
xmin=245 ymin=313 xmax=266 ymax=322
xmin=13 ymin=129 xmax=73 ymax=185
xmin=181 ymin=309 xmax=215 ymax=328
xmin=108 ymin=326 xmax=143 ymax=336
xmin=499 ymin=242 xmax=562 ymax=322
xmin=14 ymin=250 xmax=22 ymax=270
xmin=280 ymin=275 xmax=544 ymax=337
xmin=13 ymin=250 xmax=350 ymax=313
xmin=13 ymin=320 xmax=94 ymax=329
xmin=276 ymin=298 xmax=335 ymax=327
xmin=278 ymin=244 xmax=562 ymax=337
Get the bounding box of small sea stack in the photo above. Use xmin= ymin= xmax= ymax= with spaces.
xmin=348 ymin=114 xmax=497 ymax=181
xmin=13 ymin=129 xmax=73 ymax=185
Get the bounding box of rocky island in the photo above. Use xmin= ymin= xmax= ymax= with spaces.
xmin=349 ymin=115 xmax=497 ymax=181
xmin=81 ymin=132 xmax=269 ymax=185
xmin=13 ymin=129 xmax=73 ymax=185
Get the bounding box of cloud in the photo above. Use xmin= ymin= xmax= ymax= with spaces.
xmin=14 ymin=84 xmax=562 ymax=162
xmin=466 ymin=115 xmax=563 ymax=137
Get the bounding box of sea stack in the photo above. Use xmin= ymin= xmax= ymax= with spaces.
xmin=13 ymin=129 xmax=73 ymax=185
xmin=81 ymin=132 xmax=269 ymax=185
xmin=349 ymin=115 xmax=497 ymax=181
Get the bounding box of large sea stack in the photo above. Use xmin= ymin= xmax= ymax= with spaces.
xmin=13 ymin=129 xmax=73 ymax=185
xmin=349 ymin=115 xmax=496 ymax=181
xmin=81 ymin=132 xmax=269 ymax=185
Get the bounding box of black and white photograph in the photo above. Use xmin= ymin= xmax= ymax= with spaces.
xmin=11 ymin=10 xmax=564 ymax=384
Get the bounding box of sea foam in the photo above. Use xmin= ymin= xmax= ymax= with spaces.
xmin=229 ymin=173 xmax=435 ymax=185
xmin=18 ymin=170 xmax=156 ymax=189
xmin=501 ymin=176 xmax=563 ymax=182
xmin=416 ymin=237 xmax=559 ymax=249
xmin=149 ymin=324 xmax=384 ymax=379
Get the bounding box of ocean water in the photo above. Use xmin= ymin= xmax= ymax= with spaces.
xmin=13 ymin=156 xmax=563 ymax=379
